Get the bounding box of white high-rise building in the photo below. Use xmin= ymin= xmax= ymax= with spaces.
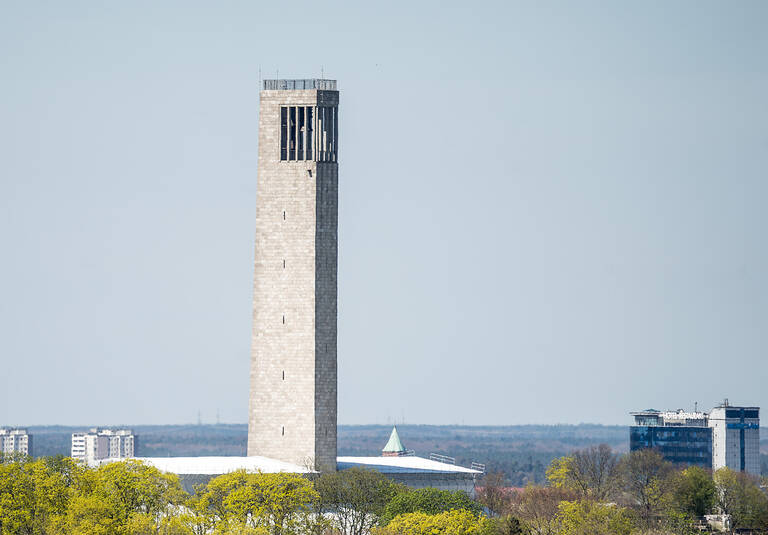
xmin=0 ymin=428 xmax=32 ymax=456
xmin=71 ymin=428 xmax=135 ymax=465
xmin=709 ymin=401 xmax=760 ymax=476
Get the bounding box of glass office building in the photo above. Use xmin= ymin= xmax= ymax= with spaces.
xmin=630 ymin=402 xmax=760 ymax=474
xmin=629 ymin=409 xmax=713 ymax=468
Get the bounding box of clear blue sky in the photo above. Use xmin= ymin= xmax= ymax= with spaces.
xmin=1 ymin=1 xmax=766 ymax=426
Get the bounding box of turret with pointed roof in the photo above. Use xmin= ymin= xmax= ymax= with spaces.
xmin=382 ymin=426 xmax=407 ymax=457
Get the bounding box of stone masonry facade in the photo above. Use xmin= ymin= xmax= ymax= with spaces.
xmin=248 ymin=86 xmax=338 ymax=471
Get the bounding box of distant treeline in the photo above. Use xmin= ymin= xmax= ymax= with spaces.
xmin=27 ymin=424 xmax=248 ymax=458
xmin=23 ymin=424 xmax=768 ymax=486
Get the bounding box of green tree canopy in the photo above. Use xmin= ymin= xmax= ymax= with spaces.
xmin=476 ymin=472 xmax=510 ymax=517
xmin=618 ymin=449 xmax=673 ymax=528
xmin=479 ymin=515 xmax=527 ymax=535
xmin=545 ymin=445 xmax=621 ymax=501
xmin=556 ymin=500 xmax=633 ymax=535
xmin=669 ymin=466 xmax=715 ymax=518
xmin=382 ymin=488 xmax=482 ymax=525
xmin=376 ymin=510 xmax=487 ymax=535
xmin=0 ymin=456 xmax=83 ymax=535
xmin=94 ymin=460 xmax=186 ymax=521
xmin=713 ymin=468 xmax=768 ymax=531
xmin=190 ymin=470 xmax=318 ymax=535
xmin=314 ymin=467 xmax=401 ymax=535
xmin=508 ymin=486 xmax=577 ymax=535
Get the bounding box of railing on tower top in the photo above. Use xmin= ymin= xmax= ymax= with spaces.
xmin=263 ymin=79 xmax=337 ymax=91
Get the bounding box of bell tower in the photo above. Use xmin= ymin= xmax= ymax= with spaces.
xmin=247 ymin=79 xmax=339 ymax=471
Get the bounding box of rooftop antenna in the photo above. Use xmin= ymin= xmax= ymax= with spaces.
xmin=695 ymin=401 xmax=698 ymax=412
xmin=321 ymin=66 xmax=324 ymax=80
xmin=197 ymin=410 xmax=202 ymax=426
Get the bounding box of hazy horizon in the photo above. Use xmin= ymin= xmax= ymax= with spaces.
xmin=22 ymin=422 xmax=762 ymax=429
xmin=2 ymin=1 xmax=767 ymax=427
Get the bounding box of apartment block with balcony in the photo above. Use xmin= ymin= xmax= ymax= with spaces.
xmin=71 ymin=428 xmax=135 ymax=465
xmin=0 ymin=428 xmax=32 ymax=457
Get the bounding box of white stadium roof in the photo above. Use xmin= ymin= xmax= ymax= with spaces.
xmin=338 ymin=456 xmax=481 ymax=474
xmin=135 ymin=456 xmax=311 ymax=475
xmin=130 ymin=455 xmax=480 ymax=476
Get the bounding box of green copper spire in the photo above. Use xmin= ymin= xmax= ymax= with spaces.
xmin=382 ymin=426 xmax=406 ymax=454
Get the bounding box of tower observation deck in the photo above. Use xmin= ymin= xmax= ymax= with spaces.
xmin=263 ymin=79 xmax=337 ymax=91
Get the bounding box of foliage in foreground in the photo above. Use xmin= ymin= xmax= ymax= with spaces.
xmin=375 ymin=510 xmax=488 ymax=535
xmin=556 ymin=500 xmax=633 ymax=535
xmin=0 ymin=457 xmax=320 ymax=535
xmin=0 ymin=456 xmax=186 ymax=535
xmin=314 ymin=467 xmax=402 ymax=535
xmin=3 ymin=446 xmax=768 ymax=535
xmin=381 ymin=487 xmax=483 ymax=525
xmin=481 ymin=448 xmax=768 ymax=535
xmin=187 ymin=469 xmax=320 ymax=534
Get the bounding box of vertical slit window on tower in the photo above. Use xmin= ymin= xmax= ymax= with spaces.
xmin=297 ymin=106 xmax=305 ymax=160
xmin=318 ymin=107 xmax=337 ymax=162
xmin=328 ymin=107 xmax=334 ymax=161
xmin=332 ymin=107 xmax=338 ymax=162
xmin=325 ymin=107 xmax=331 ymax=161
xmin=282 ymin=315 xmax=285 ymax=324
xmin=283 ymin=259 xmax=285 ymax=269
xmin=283 ymin=210 xmax=286 ymax=220
xmin=282 ymin=426 xmax=285 ymax=436
xmin=315 ymin=107 xmax=320 ymax=161
xmin=320 ymin=106 xmax=326 ymax=162
xmin=282 ymin=370 xmax=285 ymax=380
xmin=289 ymin=107 xmax=296 ymax=160
xmin=306 ymin=106 xmax=313 ymax=160
xmin=280 ymin=107 xmax=287 ymax=161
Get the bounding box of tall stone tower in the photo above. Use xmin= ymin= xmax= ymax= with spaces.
xmin=247 ymin=79 xmax=338 ymax=471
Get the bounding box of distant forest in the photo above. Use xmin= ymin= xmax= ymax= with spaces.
xmin=25 ymin=424 xmax=768 ymax=486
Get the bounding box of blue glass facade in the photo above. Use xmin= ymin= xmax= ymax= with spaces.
xmin=630 ymin=426 xmax=712 ymax=468
xmin=723 ymin=407 xmax=760 ymax=471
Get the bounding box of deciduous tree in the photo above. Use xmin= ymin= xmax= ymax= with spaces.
xmin=94 ymin=459 xmax=186 ymax=525
xmin=545 ymin=445 xmax=620 ymax=501
xmin=476 ymin=472 xmax=510 ymax=516
xmin=713 ymin=468 xmax=768 ymax=531
xmin=669 ymin=466 xmax=715 ymax=518
xmin=314 ymin=467 xmax=400 ymax=535
xmin=479 ymin=515 xmax=527 ymax=535
xmin=192 ymin=470 xmax=319 ymax=535
xmin=375 ymin=510 xmax=487 ymax=535
xmin=508 ymin=486 xmax=577 ymax=535
xmin=382 ymin=487 xmax=482 ymax=525
xmin=618 ymin=449 xmax=673 ymax=527
xmin=556 ymin=500 xmax=634 ymax=535
xmin=0 ymin=455 xmax=82 ymax=535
